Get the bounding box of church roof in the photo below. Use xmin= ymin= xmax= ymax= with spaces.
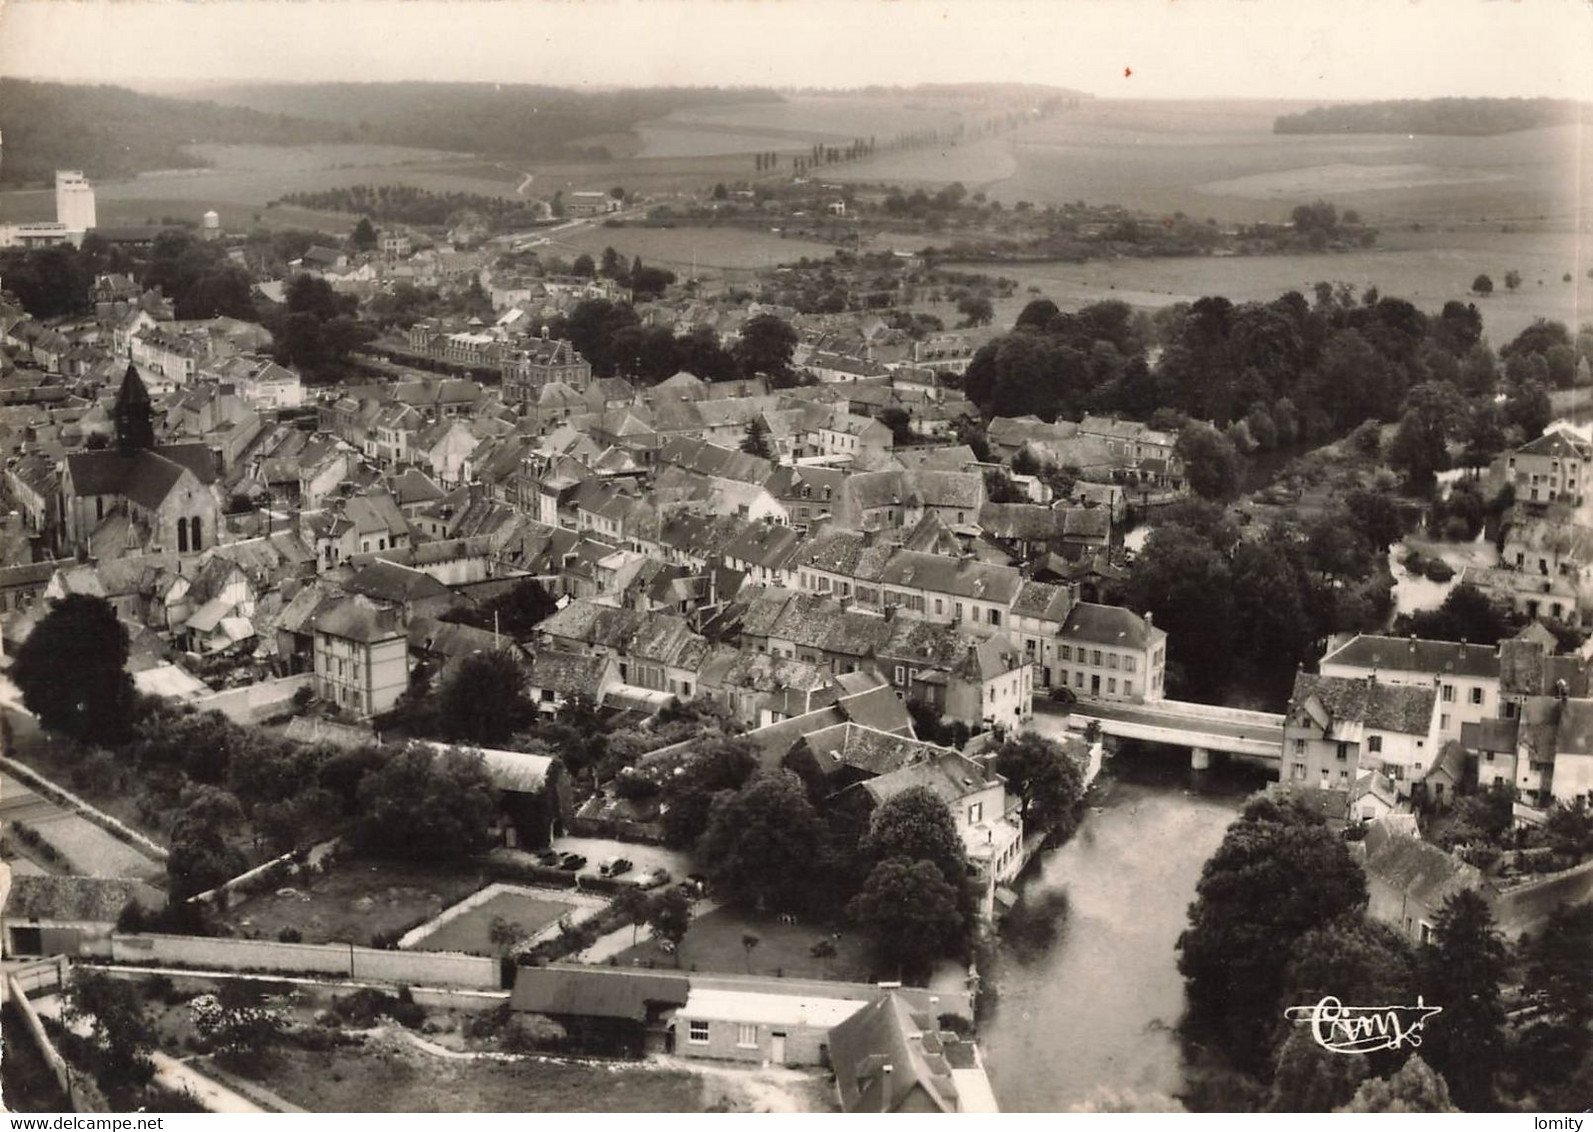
xmin=65 ymin=447 xmax=213 ymax=508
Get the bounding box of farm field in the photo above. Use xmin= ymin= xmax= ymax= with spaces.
xmin=945 ymin=227 xmax=1593 ymax=347
xmin=549 ymin=222 xmax=839 ymax=275
xmin=407 ymin=888 xmax=574 ymax=956
xmin=831 ymin=99 xmax=1593 ymax=229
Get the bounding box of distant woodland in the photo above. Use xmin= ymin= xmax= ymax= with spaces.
xmin=0 ymin=79 xmax=344 ymax=185
xmin=1274 ymin=97 xmax=1585 ymax=136
xmin=0 ymin=79 xmax=780 ymax=185
xmin=183 ymin=83 xmax=784 ymax=161
xmin=277 ymin=185 xmax=545 ymax=227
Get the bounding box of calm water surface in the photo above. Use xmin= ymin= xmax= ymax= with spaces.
xmin=981 ymin=758 xmax=1251 ymax=1112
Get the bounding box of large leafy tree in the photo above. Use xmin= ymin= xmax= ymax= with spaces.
xmin=167 ymin=785 xmax=249 ymax=900
xmin=1268 ymin=1027 xmax=1368 ymax=1113
xmin=1419 ymin=889 xmax=1507 ymax=1111
xmin=13 ymin=594 xmax=135 ymax=745
xmin=1515 ymin=902 xmax=1593 ymax=1088
xmin=733 ymin=314 xmax=798 ymax=384
xmin=1125 ymin=523 xmax=1236 ymax=699
xmin=65 ymin=970 xmax=156 ymax=1101
xmin=645 ymin=887 xmax=694 ymax=964
xmin=700 ymin=772 xmax=826 ymax=913
xmin=1396 ymin=583 xmax=1512 ymax=646
xmin=434 ymin=650 xmax=535 ymax=746
xmin=1176 ymin=793 xmax=1368 ymax=1072
xmin=860 ymin=787 xmax=966 ymax=886
xmin=353 ymin=743 xmax=497 ymax=862
xmin=848 ymin=856 xmax=964 ymax=980
xmin=659 ymin=735 xmax=759 ymax=849
xmin=990 ymin=733 xmax=1086 ymax=831
xmin=1175 ymin=421 xmax=1243 ymax=501
xmin=1338 ymin=1055 xmax=1458 ymax=1113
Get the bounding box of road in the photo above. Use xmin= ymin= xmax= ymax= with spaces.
xmin=1066 ymin=701 xmax=1282 ymax=746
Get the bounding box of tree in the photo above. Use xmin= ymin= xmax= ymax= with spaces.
xmin=1338 ymin=1056 xmax=1457 ymax=1113
xmin=488 ymin=915 xmax=526 ymax=957
xmin=65 ymin=970 xmax=156 ymax=1099
xmin=877 ymin=406 xmax=914 ymax=446
xmin=1544 ymin=798 xmax=1593 ymax=863
xmin=1387 ymin=409 xmax=1449 ymax=490
xmin=733 ymin=313 xmax=798 ymax=384
xmin=740 ymin=932 xmax=761 ymax=973
xmin=12 ymin=594 xmax=135 ymax=744
xmin=810 ymin=937 xmax=838 ymax=977
xmin=1419 ymin=889 xmax=1507 ymax=1111
xmin=1175 ymin=421 xmax=1243 ymax=501
xmin=1397 ymin=584 xmax=1512 ymax=646
xmin=441 ymin=577 xmax=557 ymax=639
xmin=991 ymin=733 xmax=1086 ymax=831
xmin=740 ymin=416 xmax=774 ymax=458
xmin=167 ymin=786 xmax=248 ymax=901
xmin=1126 ymin=523 xmax=1236 ymax=700
xmin=956 ymin=294 xmax=994 ymax=327
xmin=1279 ymin=916 xmax=1418 ymax=1027
xmin=434 ymin=649 xmax=534 ymax=745
xmin=1176 ymin=795 xmax=1369 ymax=1071
xmin=349 ymin=217 xmax=378 ymax=251
xmin=1516 ymin=902 xmax=1593 ymax=1084
xmin=646 ymin=888 xmax=694 ymax=963
xmin=659 ymin=735 xmax=759 ymax=848
xmin=849 ymin=857 xmax=965 ymax=979
xmin=1471 ymin=274 xmax=1493 ymax=296
xmin=571 ymin=253 xmax=596 ymax=278
xmin=1268 ymin=1026 xmax=1368 ymax=1112
xmin=1504 ymin=269 xmax=1522 ymax=292
xmin=1015 ymin=298 xmax=1060 ymax=330
xmin=188 ymin=982 xmax=286 ymax=1062
xmin=353 ymin=743 xmax=497 ymax=862
xmin=861 ymin=787 xmax=967 ymax=886
xmin=699 ymin=772 xmax=826 ymax=912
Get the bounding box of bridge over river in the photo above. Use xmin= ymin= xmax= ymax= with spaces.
xmin=1058 ymin=698 xmax=1285 ymax=771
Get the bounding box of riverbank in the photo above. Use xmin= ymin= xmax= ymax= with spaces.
xmin=978 ymin=748 xmax=1260 ymax=1111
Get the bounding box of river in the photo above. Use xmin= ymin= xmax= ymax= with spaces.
xmin=980 ymin=750 xmax=1259 ymax=1112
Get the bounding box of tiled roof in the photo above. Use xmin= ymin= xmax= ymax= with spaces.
xmin=2 ymin=875 xmax=163 ymax=922
xmin=1289 ymin=673 xmax=1437 ymax=735
xmin=1061 ymin=602 xmax=1163 ymax=651
xmin=1322 ymin=634 xmax=1501 ymax=681
xmin=510 ymin=964 xmax=688 ymax=1021
xmin=1363 ymin=828 xmax=1488 ymax=906
xmin=311 ymin=595 xmax=405 ymax=643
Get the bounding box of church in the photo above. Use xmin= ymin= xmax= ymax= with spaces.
xmin=59 ymin=365 xmax=223 ymax=557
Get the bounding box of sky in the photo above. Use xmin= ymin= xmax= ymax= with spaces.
xmin=1 ymin=0 xmax=1591 ymax=100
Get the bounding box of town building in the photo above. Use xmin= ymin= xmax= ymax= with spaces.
xmin=1284 ymin=673 xmax=1442 ymax=797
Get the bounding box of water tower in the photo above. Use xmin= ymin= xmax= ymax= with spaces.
xmin=201 ymin=209 xmax=221 ymax=241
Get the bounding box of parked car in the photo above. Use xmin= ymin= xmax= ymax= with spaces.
xmin=632 ymin=867 xmax=671 ymax=890
xmin=559 ymin=854 xmax=588 ymax=871
xmin=535 ymin=849 xmax=562 ymax=867
xmin=599 ymin=857 xmax=633 ymax=877
xmin=1050 ymin=685 xmax=1077 ymax=705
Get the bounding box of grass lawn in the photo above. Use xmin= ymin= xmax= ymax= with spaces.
xmin=613 ymin=907 xmax=873 ymax=982
xmin=408 ymin=890 xmax=574 ymax=956
xmin=245 ymin=1035 xmax=706 ymax=1112
xmin=220 ymin=855 xmax=486 ymax=947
